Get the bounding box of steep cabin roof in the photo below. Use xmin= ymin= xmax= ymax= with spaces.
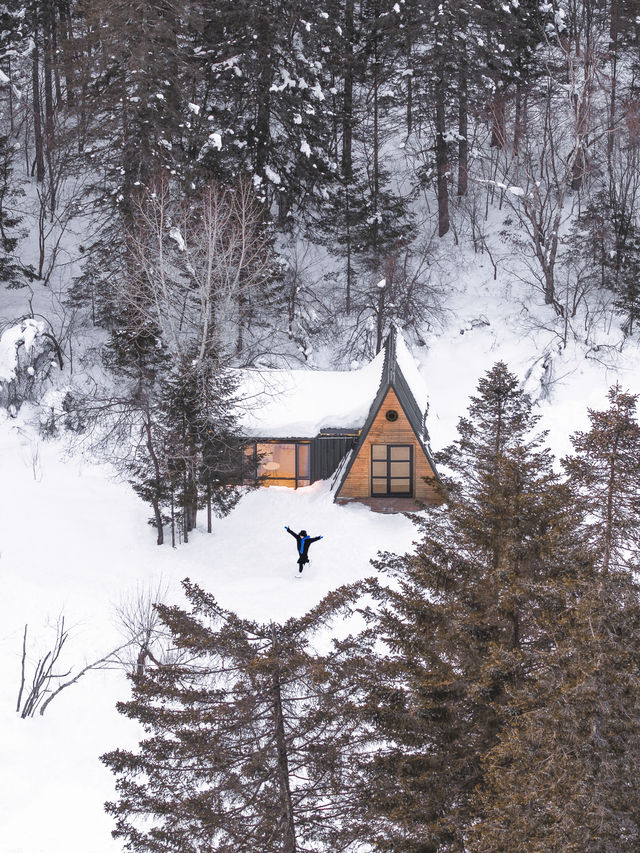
xmin=236 ymin=348 xmax=385 ymax=439
xmin=333 ymin=327 xmax=438 ymax=495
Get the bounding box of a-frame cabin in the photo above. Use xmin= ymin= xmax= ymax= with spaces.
xmin=238 ymin=327 xmax=441 ymax=512
xmin=333 ymin=327 xmax=441 ymax=511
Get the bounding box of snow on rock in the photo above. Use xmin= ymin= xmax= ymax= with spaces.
xmin=264 ymin=165 xmax=281 ymax=185
xmin=169 ymin=226 xmax=185 ymax=251
xmin=237 ymin=349 xmax=385 ymax=437
xmin=0 ymin=319 xmax=44 ymax=383
xmin=0 ymin=319 xmax=57 ymax=412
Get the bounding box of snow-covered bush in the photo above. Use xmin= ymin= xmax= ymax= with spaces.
xmin=0 ymin=319 xmax=61 ymax=414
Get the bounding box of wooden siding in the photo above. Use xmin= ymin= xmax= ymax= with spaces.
xmin=336 ymin=388 xmax=441 ymax=504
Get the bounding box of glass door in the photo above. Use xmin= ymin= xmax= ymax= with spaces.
xmin=371 ymin=445 xmax=413 ymax=496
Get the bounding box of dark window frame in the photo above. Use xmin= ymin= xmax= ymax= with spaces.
xmin=370 ymin=444 xmax=413 ymax=497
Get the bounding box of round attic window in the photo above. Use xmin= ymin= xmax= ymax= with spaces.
xmin=385 ymin=409 xmax=399 ymax=422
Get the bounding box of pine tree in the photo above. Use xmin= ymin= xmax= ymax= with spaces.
xmin=102 ymin=581 xmax=362 ymax=852
xmin=348 ymin=362 xmax=583 ymax=850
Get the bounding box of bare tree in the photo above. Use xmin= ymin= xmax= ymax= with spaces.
xmin=499 ymin=36 xmax=603 ymax=312
xmin=113 ymin=580 xmax=185 ymax=676
xmin=16 ymin=615 xmax=134 ymax=718
xmin=116 ymin=176 xmax=277 ymax=365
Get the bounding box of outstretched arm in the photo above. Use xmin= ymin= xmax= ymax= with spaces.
xmin=309 ymin=535 xmax=323 ymax=544
xmin=285 ymin=526 xmax=298 ymax=539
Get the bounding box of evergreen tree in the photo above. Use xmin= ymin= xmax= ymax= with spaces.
xmin=469 ymin=567 xmax=640 ymax=852
xmin=0 ymin=135 xmax=35 ymax=288
xmin=459 ymin=386 xmax=640 ymax=851
xmin=349 ymin=363 xmax=583 ymax=850
xmin=158 ymin=355 xmax=244 ymax=541
xmin=563 ymin=385 xmax=640 ymax=573
xmin=102 ymin=581 xmax=362 ymax=852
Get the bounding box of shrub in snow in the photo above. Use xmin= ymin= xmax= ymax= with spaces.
xmin=0 ymin=319 xmax=61 ymax=413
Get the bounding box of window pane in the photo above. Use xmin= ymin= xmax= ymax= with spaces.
xmin=390 ymin=461 xmax=411 ymax=477
xmin=390 ymin=446 xmax=411 ymax=461
xmin=372 ymin=444 xmax=387 ymax=460
xmin=372 ymin=479 xmax=388 ymax=494
xmin=257 ymin=443 xmax=296 ymax=478
xmin=390 ymin=479 xmax=411 ymax=493
xmin=372 ymin=461 xmax=388 ymax=477
xmin=297 ymin=443 xmax=310 ymax=478
xmin=243 ymin=445 xmax=256 ymax=480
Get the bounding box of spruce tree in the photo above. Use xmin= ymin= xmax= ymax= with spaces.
xmin=0 ymin=135 xmax=35 ymax=288
xmin=463 ymin=387 xmax=640 ymax=851
xmin=349 ymin=362 xmax=583 ymax=850
xmin=563 ymin=385 xmax=640 ymax=573
xmin=102 ymin=581 xmax=362 ymax=852
xmin=469 ymin=567 xmax=640 ymax=852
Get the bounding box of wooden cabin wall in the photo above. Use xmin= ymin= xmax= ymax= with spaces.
xmin=337 ymin=388 xmax=440 ymax=503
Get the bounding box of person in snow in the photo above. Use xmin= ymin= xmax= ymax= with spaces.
xmin=284 ymin=526 xmax=323 ymax=573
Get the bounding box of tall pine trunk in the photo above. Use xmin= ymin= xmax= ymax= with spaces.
xmin=342 ymin=0 xmax=355 ymax=315
xmin=254 ymin=2 xmax=272 ymax=180
xmin=270 ymin=625 xmax=297 ymax=853
xmin=434 ymin=70 xmax=449 ymax=236
xmin=43 ymin=0 xmax=56 ymax=214
xmin=32 ymin=9 xmax=46 ymax=183
xmin=457 ymin=9 xmax=468 ymax=196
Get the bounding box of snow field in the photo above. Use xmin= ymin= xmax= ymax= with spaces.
xmin=0 ymin=414 xmax=418 ymax=853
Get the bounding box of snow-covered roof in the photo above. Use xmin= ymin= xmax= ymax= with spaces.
xmin=237 ymin=349 xmax=386 ymax=438
xmin=236 ymin=327 xmax=433 ymax=442
xmin=395 ymin=329 xmax=430 ymax=415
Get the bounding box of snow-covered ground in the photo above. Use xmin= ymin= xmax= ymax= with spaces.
xmin=0 ymin=414 xmax=419 ymax=853
xmin=3 ymin=221 xmax=640 ymax=852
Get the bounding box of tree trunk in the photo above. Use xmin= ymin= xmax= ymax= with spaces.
xmin=342 ymin=0 xmax=355 ymax=316
xmin=490 ymin=88 xmax=506 ymax=149
xmin=254 ymin=2 xmax=273 ymax=180
xmin=58 ymin=0 xmax=75 ymax=107
xmin=342 ymin=0 xmax=354 ymax=181
xmin=602 ymin=432 xmax=620 ymax=575
xmin=514 ymin=81 xmax=522 ymax=156
xmin=143 ymin=414 xmax=164 ymax=545
xmin=434 ymin=70 xmax=450 ymax=236
xmin=457 ymin=44 xmax=468 ymax=196
xmin=344 ymin=187 xmax=353 ymax=315
xmin=270 ymin=625 xmax=297 ymax=853
xmin=42 ymin=0 xmax=56 ymax=215
xmin=32 ymin=11 xmax=46 ymax=183
xmin=607 ymin=0 xmax=619 ymax=170
xmin=405 ymin=30 xmax=413 ymax=135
